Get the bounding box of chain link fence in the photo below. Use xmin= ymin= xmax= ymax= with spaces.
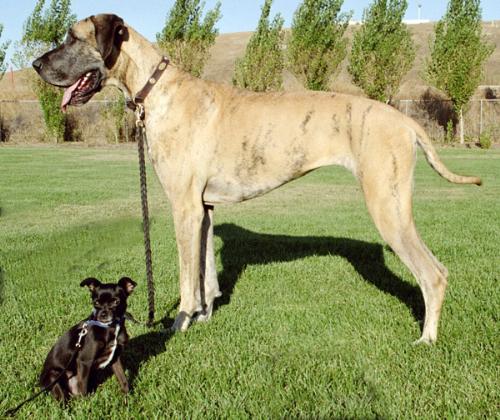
xmin=1 ymin=98 xmax=499 ymax=144
xmin=393 ymin=98 xmax=500 ymax=143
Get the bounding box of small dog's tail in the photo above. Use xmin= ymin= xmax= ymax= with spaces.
xmin=410 ymin=121 xmax=482 ymax=186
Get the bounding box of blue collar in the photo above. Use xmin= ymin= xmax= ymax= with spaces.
xmin=86 ymin=312 xmax=124 ymax=329
xmin=86 ymin=319 xmax=115 ymax=328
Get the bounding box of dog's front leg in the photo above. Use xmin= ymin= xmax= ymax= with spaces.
xmin=196 ymin=204 xmax=221 ymax=323
xmin=75 ymin=360 xmax=92 ymax=396
xmin=171 ymin=198 xmax=205 ymax=331
xmin=111 ymin=357 xmax=129 ymax=393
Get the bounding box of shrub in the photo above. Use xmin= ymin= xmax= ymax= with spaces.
xmin=0 ymin=23 xmax=10 ymax=81
xmin=288 ymin=0 xmax=351 ymax=91
xmin=101 ymin=96 xmax=128 ymax=144
xmin=233 ymin=0 xmax=284 ymax=92
xmin=445 ymin=119 xmax=455 ymax=144
xmin=425 ymin=0 xmax=494 ymax=143
xmin=19 ymin=0 xmax=76 ymax=143
xmin=349 ymin=0 xmax=415 ymax=103
xmin=478 ymin=130 xmax=492 ymax=149
xmin=157 ymin=0 xmax=221 ymax=78
xmin=0 ymin=113 xmax=8 ymax=142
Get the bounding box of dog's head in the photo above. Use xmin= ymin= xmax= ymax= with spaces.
xmin=32 ymin=14 xmax=127 ymax=111
xmin=80 ymin=276 xmax=136 ymax=324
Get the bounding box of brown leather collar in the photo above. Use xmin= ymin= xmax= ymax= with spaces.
xmin=127 ymin=56 xmax=170 ymax=111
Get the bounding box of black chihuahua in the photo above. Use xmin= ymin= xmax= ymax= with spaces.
xmin=39 ymin=277 xmax=137 ymax=402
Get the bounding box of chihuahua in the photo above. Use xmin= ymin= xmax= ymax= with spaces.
xmin=39 ymin=277 xmax=137 ymax=402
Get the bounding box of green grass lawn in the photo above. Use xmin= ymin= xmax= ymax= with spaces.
xmin=0 ymin=145 xmax=498 ymax=418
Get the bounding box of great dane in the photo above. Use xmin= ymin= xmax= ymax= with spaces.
xmin=33 ymin=14 xmax=481 ymax=344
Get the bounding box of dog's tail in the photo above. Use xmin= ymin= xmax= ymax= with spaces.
xmin=410 ymin=121 xmax=482 ymax=186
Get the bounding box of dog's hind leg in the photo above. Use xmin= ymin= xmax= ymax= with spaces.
xmin=40 ymin=369 xmax=69 ymax=401
xmin=360 ymin=138 xmax=448 ymax=344
xmin=196 ymin=204 xmax=222 ymax=323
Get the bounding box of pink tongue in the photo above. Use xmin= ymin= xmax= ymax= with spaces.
xmin=61 ymin=78 xmax=82 ymax=111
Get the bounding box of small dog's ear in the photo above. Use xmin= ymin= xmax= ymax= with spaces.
xmin=80 ymin=277 xmax=102 ymax=291
xmin=118 ymin=277 xmax=137 ymax=295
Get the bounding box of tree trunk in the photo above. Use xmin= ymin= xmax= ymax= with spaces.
xmin=459 ymin=107 xmax=464 ymax=144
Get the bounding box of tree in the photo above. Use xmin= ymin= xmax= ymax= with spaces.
xmin=425 ymin=0 xmax=494 ymax=143
xmin=288 ymin=0 xmax=351 ymax=91
xmin=0 ymin=24 xmax=10 ymax=81
xmin=348 ymin=0 xmax=415 ymax=103
xmin=157 ymin=0 xmax=221 ymax=77
xmin=19 ymin=0 xmax=76 ymax=143
xmin=233 ymin=0 xmax=284 ymax=92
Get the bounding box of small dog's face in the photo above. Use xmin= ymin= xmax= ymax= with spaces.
xmin=80 ymin=277 xmax=136 ymax=324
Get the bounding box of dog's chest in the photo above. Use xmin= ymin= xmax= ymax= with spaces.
xmin=94 ymin=326 xmax=121 ymax=369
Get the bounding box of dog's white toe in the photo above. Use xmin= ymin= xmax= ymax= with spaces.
xmin=171 ymin=312 xmax=192 ymax=332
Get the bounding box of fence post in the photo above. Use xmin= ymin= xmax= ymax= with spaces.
xmin=480 ymin=99 xmax=483 ymax=137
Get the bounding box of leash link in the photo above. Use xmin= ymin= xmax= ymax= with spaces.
xmin=134 ymin=106 xmax=155 ymax=327
xmin=76 ymin=323 xmax=89 ymax=348
xmin=135 ymin=104 xmax=145 ymax=127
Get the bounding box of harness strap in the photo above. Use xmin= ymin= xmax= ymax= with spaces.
xmin=98 ymin=324 xmax=121 ymax=369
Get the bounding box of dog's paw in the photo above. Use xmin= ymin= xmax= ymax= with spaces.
xmin=171 ymin=311 xmax=192 ymax=332
xmin=194 ymin=312 xmax=210 ymax=323
xmin=193 ymin=303 xmax=215 ymax=323
xmin=412 ymin=336 xmax=435 ymax=346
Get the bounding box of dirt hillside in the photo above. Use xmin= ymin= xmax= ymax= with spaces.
xmin=1 ymin=22 xmax=499 ymax=101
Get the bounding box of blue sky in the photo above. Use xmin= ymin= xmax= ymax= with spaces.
xmin=1 ymin=0 xmax=499 ymax=68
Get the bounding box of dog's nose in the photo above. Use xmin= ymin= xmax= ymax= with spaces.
xmin=32 ymin=59 xmax=43 ymax=73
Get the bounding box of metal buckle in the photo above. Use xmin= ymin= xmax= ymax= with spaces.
xmin=135 ymin=104 xmax=145 ymax=128
xmin=76 ymin=323 xmax=89 ymax=348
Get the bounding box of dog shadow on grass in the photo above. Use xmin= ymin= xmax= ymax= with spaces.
xmin=213 ymin=223 xmax=424 ymax=324
xmin=121 ymin=320 xmax=175 ymax=391
xmin=98 ymin=223 xmax=424 ymax=390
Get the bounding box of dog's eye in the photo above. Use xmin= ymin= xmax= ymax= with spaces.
xmin=111 ymin=298 xmax=120 ymax=306
xmin=93 ymin=300 xmax=102 ymax=308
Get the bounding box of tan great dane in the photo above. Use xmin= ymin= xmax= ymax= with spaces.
xmin=33 ymin=14 xmax=481 ymax=344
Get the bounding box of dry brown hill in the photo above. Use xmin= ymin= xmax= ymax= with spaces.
xmin=1 ymin=22 xmax=498 ymax=144
xmin=2 ymin=22 xmax=499 ymax=101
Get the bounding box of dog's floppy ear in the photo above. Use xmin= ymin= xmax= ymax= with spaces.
xmin=118 ymin=277 xmax=137 ymax=295
xmin=80 ymin=277 xmax=102 ymax=291
xmin=90 ymin=14 xmax=126 ymax=67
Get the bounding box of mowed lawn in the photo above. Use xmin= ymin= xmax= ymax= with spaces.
xmin=0 ymin=145 xmax=498 ymax=418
